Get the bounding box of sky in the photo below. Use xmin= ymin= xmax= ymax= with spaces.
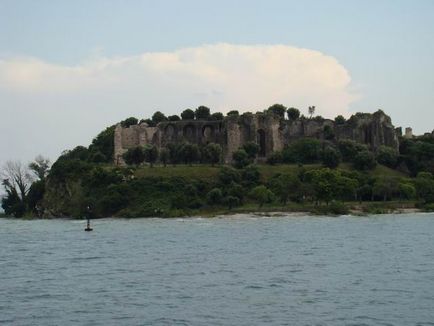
xmin=1 ymin=0 xmax=434 ymax=167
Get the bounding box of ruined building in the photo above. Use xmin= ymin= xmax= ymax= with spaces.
xmin=114 ymin=110 xmax=400 ymax=165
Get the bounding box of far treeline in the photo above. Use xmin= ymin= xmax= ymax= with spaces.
xmin=2 ymin=104 xmax=434 ymax=218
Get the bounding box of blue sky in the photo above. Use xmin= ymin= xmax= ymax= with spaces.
xmin=0 ymin=0 xmax=434 ymax=164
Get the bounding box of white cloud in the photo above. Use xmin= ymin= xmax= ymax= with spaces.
xmin=0 ymin=43 xmax=357 ymax=164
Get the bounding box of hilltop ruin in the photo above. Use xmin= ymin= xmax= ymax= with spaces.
xmin=114 ymin=110 xmax=400 ymax=165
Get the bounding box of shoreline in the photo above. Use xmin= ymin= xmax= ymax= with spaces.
xmin=0 ymin=205 xmax=427 ymax=220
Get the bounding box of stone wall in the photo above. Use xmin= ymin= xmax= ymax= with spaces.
xmin=114 ymin=110 xmax=400 ymax=165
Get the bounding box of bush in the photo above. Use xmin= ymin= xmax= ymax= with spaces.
xmin=210 ymin=112 xmax=224 ymax=120
xmin=241 ymin=165 xmax=261 ymax=186
xmin=249 ymin=185 xmax=274 ymax=208
xmin=123 ymin=146 xmax=145 ymax=166
xmin=202 ymin=143 xmax=222 ymax=166
xmin=376 ymin=146 xmax=398 ymax=168
xmin=267 ymin=151 xmax=283 ymax=165
xmin=334 ymin=115 xmax=346 ymax=124
xmin=232 ymin=149 xmax=250 ymax=169
xmin=168 ymin=115 xmax=181 ymax=121
xmin=195 ymin=106 xmax=211 ymax=120
xmin=287 ymin=107 xmax=300 ymax=120
xmin=227 ymin=110 xmax=239 ymax=117
xmin=207 ymin=188 xmax=223 ymax=205
xmin=222 ymin=196 xmax=240 ymax=209
xmin=218 ymin=166 xmax=241 ymax=185
xmin=242 ymin=142 xmax=259 ymax=160
xmin=267 ymin=104 xmax=286 ymax=118
xmin=338 ymin=140 xmax=368 ymax=162
xmin=120 ymin=117 xmax=138 ymax=128
xmin=353 ymin=151 xmax=377 ymax=171
xmin=322 ymin=146 xmax=341 ymax=169
xmin=282 ymin=139 xmax=322 ymax=164
xmin=181 ymin=109 xmax=195 ymax=120
xmin=152 ymin=111 xmax=168 ymax=124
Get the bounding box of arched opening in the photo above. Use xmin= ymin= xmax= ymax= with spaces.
xmin=165 ymin=124 xmax=177 ymax=141
xmin=202 ymin=125 xmax=214 ymax=141
xmin=183 ymin=124 xmax=196 ymax=142
xmin=257 ymin=129 xmax=266 ymax=157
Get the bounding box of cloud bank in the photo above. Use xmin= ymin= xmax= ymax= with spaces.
xmin=0 ymin=43 xmax=356 ymax=164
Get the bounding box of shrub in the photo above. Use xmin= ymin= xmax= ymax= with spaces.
xmin=195 ymin=106 xmax=211 ymax=120
xmin=232 ymin=149 xmax=250 ymax=169
xmin=287 ymin=107 xmax=300 ymax=120
xmin=207 ymin=188 xmax=223 ymax=205
xmin=123 ymin=146 xmax=145 ymax=166
xmin=181 ymin=109 xmax=195 ymax=120
xmin=353 ymin=151 xmax=377 ymax=171
xmin=322 ymin=146 xmax=341 ymax=169
xmin=222 ymin=196 xmax=240 ymax=209
xmin=376 ymin=146 xmax=398 ymax=168
xmin=267 ymin=151 xmax=283 ymax=165
xmin=338 ymin=140 xmax=368 ymax=162
xmin=249 ymin=185 xmax=274 ymax=208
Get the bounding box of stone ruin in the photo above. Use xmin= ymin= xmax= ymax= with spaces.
xmin=114 ymin=110 xmax=400 ymax=165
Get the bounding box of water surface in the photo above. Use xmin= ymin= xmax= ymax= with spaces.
xmin=1 ymin=213 xmax=434 ymax=325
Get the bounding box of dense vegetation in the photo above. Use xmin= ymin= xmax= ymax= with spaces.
xmin=2 ymin=104 xmax=434 ymax=218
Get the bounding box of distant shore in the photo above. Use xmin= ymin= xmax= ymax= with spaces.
xmin=1 ymin=201 xmax=426 ymax=219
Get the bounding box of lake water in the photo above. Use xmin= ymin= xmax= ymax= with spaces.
xmin=1 ymin=213 xmax=434 ymax=326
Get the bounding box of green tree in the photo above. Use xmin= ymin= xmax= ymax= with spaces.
xmin=202 ymin=143 xmax=222 ymax=166
xmin=181 ymin=109 xmax=195 ymax=120
xmin=232 ymin=149 xmax=250 ymax=169
xmin=373 ymin=176 xmax=399 ymax=201
xmin=218 ymin=166 xmax=241 ymax=185
xmin=29 ymin=155 xmax=50 ymax=180
xmin=282 ymin=138 xmax=322 ymax=164
xmin=305 ymin=168 xmax=339 ymax=205
xmin=159 ymin=148 xmax=169 ymax=167
xmin=322 ymin=147 xmax=341 ymax=169
xmin=88 ymin=125 xmax=116 ymax=162
xmin=152 ymin=111 xmax=168 ymax=124
xmin=122 ymin=146 xmax=145 ymax=166
xmin=210 ymin=112 xmax=224 ymax=120
xmin=338 ymin=140 xmax=368 ymax=162
xmin=323 ymin=125 xmax=335 ymax=140
xmin=168 ymin=115 xmax=181 ymax=121
xmin=207 ymin=188 xmax=223 ymax=205
xmin=195 ymin=106 xmax=211 ymax=120
xmin=287 ymin=107 xmax=300 ymax=120
xmin=399 ymin=182 xmax=416 ymax=200
xmin=376 ymin=146 xmax=398 ymax=168
xmin=222 ymin=195 xmax=240 ymax=210
xmin=353 ymin=151 xmax=377 ymax=171
xmin=144 ymin=145 xmax=159 ymax=167
xmin=241 ymin=165 xmax=261 ymax=186
xmin=268 ymin=173 xmax=301 ymax=205
xmin=414 ymin=172 xmax=434 ymax=203
xmin=266 ymin=151 xmax=283 ymax=165
xmin=267 ymin=104 xmax=287 ymax=118
xmin=167 ymin=143 xmax=181 ymax=165
xmin=120 ymin=117 xmax=138 ymax=127
xmin=227 ymin=110 xmax=239 ymax=117
xmin=334 ymin=115 xmax=346 ymax=124
xmin=242 ymin=142 xmax=260 ymax=160
xmin=179 ymin=143 xmax=200 ymax=165
xmin=249 ymin=185 xmax=274 ymax=208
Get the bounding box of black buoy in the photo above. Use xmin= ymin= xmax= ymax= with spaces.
xmin=85 ymin=217 xmax=93 ymax=231
xmin=84 ymin=205 xmax=93 ymax=231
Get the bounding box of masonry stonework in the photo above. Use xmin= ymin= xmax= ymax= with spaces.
xmin=114 ymin=110 xmax=400 ymax=165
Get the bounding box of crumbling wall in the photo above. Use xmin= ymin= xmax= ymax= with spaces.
xmin=114 ymin=109 xmax=400 ymax=165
